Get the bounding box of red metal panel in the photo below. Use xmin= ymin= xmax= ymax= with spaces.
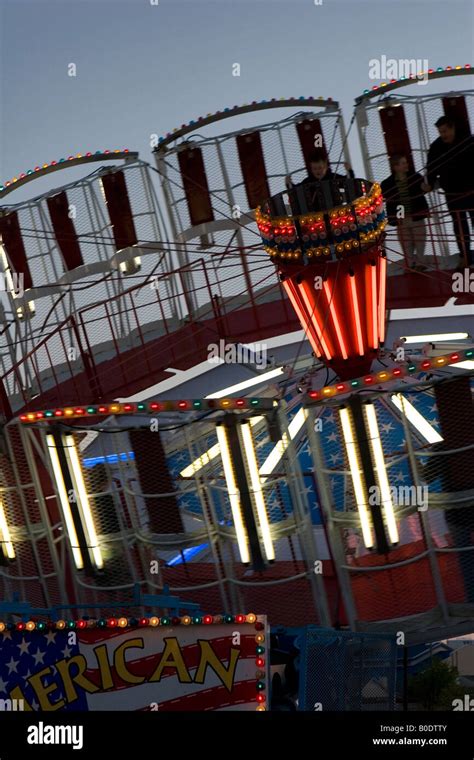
xmin=101 ymin=170 xmax=138 ymax=250
xmin=236 ymin=132 xmax=270 ymax=209
xmin=379 ymin=106 xmax=415 ymax=172
xmin=442 ymin=95 xmax=471 ymax=139
xmin=178 ymin=147 xmax=214 ymax=226
xmin=296 ymin=119 xmax=327 ymax=170
xmin=0 ymin=211 xmax=33 ymax=289
xmin=129 ymin=430 xmax=184 ymax=534
xmin=47 ymin=191 xmax=84 ymax=271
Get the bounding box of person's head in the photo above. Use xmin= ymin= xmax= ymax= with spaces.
xmin=390 ymin=154 xmax=409 ymax=175
xmin=435 ymin=116 xmax=456 ymax=144
xmin=308 ymin=148 xmax=329 ymax=180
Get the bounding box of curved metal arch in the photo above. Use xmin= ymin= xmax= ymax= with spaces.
xmin=153 ymin=97 xmax=339 ymax=151
xmin=355 ymin=65 xmax=472 ymax=104
xmin=0 ymin=151 xmax=138 ymax=201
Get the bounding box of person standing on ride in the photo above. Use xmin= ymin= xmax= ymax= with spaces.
xmin=424 ymin=117 xmax=474 ymax=267
xmin=285 ymin=148 xmax=354 ymax=212
xmin=381 ymin=154 xmax=430 ymax=271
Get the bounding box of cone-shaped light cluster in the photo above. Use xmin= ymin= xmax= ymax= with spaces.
xmin=257 ymin=182 xmax=387 ymax=379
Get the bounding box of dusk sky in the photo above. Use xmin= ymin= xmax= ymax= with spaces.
xmin=1 ymin=0 xmax=473 ymax=199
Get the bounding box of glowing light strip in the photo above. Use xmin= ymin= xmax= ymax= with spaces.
xmin=339 ymin=408 xmax=374 ymax=549
xmin=180 ymin=417 xmax=263 ymax=477
xmin=240 ymin=422 xmax=275 ymax=562
xmin=63 ymin=435 xmax=103 ymax=569
xmin=0 ymin=150 xmax=134 ymax=195
xmin=282 ymin=280 xmax=323 ymax=358
xmin=205 ymin=369 xmax=284 ymax=399
xmin=0 ymin=499 xmax=15 ymax=559
xmin=349 ymin=275 xmax=365 ymax=357
xmin=364 ymin=403 xmax=398 ymax=545
xmin=401 ymin=332 xmax=469 ymax=344
xmin=391 ymin=394 xmax=443 ymax=444
xmin=260 ymin=408 xmax=309 ymax=480
xmin=46 ymin=434 xmax=84 ymax=569
xmin=359 ymin=65 xmax=472 ymax=99
xmin=216 ymin=425 xmax=250 ymax=564
xmin=378 ymin=256 xmax=387 ymax=344
xmin=323 ymin=280 xmax=348 ymax=360
xmin=299 ymin=281 xmax=333 ymax=360
xmin=368 ymin=264 xmax=378 ymax=349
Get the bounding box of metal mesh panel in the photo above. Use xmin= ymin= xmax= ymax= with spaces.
xmin=159 ymin=107 xmax=346 ymax=303
xmin=358 ymin=87 xmax=474 ymax=264
xmin=0 ymin=160 xmax=169 ymax=378
xmin=298 ymin=628 xmax=397 ymax=711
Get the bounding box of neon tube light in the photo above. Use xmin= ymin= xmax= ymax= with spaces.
xmin=282 ymin=279 xmax=323 ymax=358
xmin=339 ymin=407 xmax=374 ymax=549
xmin=349 ymin=274 xmax=365 ymax=356
xmin=63 ymin=435 xmax=104 ymax=569
xmin=323 ymin=280 xmax=348 ymax=360
xmin=240 ymin=422 xmax=275 ymax=562
xmin=390 ymin=394 xmax=443 ymax=444
xmin=216 ymin=425 xmax=250 ymax=564
xmin=0 ymin=499 xmax=15 ymax=559
xmin=46 ymin=434 xmax=84 ymax=569
xmin=299 ymin=281 xmax=333 ymax=360
xmin=364 ymin=403 xmax=399 ymax=545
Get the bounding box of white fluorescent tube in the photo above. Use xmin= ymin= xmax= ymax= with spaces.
xmin=364 ymin=403 xmax=399 ymax=545
xmin=240 ymin=421 xmax=275 ymax=562
xmin=64 ymin=435 xmax=104 ymax=569
xmin=339 ymin=407 xmax=374 ymax=549
xmin=391 ymin=394 xmax=443 ymax=444
xmin=0 ymin=499 xmax=15 ymax=559
xmin=216 ymin=425 xmax=250 ymax=564
xmin=259 ymin=407 xmax=308 ymax=480
xmin=400 ymin=332 xmax=469 ymax=344
xmin=46 ymin=434 xmax=84 ymax=569
xmin=205 ymin=367 xmax=284 ymax=398
xmin=180 ymin=416 xmax=263 ymax=477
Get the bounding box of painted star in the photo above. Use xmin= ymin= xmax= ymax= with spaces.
xmin=17 ymin=637 xmax=30 ymax=656
xmin=429 ymin=405 xmax=437 ymax=413
xmin=32 ymin=649 xmax=45 ymax=666
xmin=326 ymin=431 xmax=338 ymax=443
xmin=429 ymin=419 xmax=440 ymax=427
xmin=380 ymin=422 xmax=395 ymax=434
xmin=62 ymin=645 xmax=72 ymax=659
xmin=6 ymin=656 xmax=19 ymax=674
xmin=1 ymin=629 xmax=12 ymax=640
xmin=329 ymin=452 xmax=342 ymax=465
xmin=394 ymin=470 xmax=407 ymax=482
xmin=0 ymin=675 xmax=8 ymax=693
xmin=44 ymin=630 xmax=56 ymax=646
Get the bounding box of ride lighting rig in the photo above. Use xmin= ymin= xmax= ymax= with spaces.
xmin=19 ymin=397 xmax=278 ymax=423
xmin=256 ymin=178 xmax=387 ymax=379
xmin=302 ymin=349 xmax=474 ymax=404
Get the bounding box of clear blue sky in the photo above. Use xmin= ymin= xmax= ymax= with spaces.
xmin=1 ymin=0 xmax=473 ymax=191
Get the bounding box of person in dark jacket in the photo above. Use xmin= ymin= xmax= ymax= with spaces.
xmin=381 ymin=154 xmax=430 ymax=271
xmin=285 ymin=148 xmax=355 ymax=213
xmin=424 ymin=117 xmax=474 ymax=266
